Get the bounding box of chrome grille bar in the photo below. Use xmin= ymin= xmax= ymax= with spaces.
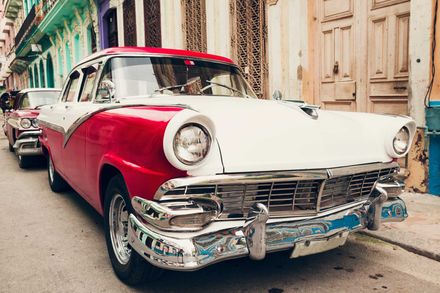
xmin=155 ymin=162 xmax=399 ymax=218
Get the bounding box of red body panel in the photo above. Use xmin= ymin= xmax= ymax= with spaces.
xmin=40 ymin=106 xmax=187 ymax=215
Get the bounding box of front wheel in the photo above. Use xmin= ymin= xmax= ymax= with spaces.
xmin=17 ymin=154 xmax=31 ymax=169
xmin=47 ymin=155 xmax=68 ymax=192
xmin=104 ymin=175 xmax=163 ymax=285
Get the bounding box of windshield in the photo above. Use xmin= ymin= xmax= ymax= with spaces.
xmin=100 ymin=57 xmax=257 ymax=100
xmin=20 ymin=91 xmax=60 ymax=109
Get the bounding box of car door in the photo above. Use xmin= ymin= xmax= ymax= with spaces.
xmin=42 ymin=71 xmax=82 ymax=177
xmin=62 ymin=64 xmax=101 ymax=198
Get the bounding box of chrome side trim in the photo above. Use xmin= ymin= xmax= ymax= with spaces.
xmin=38 ymin=103 xmax=191 ymax=148
xmin=37 ymin=120 xmax=65 ymax=134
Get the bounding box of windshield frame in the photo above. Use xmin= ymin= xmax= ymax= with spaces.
xmin=94 ymin=55 xmax=257 ymax=102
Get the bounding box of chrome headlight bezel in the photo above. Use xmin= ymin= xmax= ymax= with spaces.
xmin=173 ymin=123 xmax=212 ymax=165
xmin=393 ymin=126 xmax=410 ymax=155
xmin=31 ymin=119 xmax=38 ymax=128
xmin=20 ymin=118 xmax=32 ymax=129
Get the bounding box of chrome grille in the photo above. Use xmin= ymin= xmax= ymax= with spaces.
xmin=163 ymin=166 xmax=397 ymax=218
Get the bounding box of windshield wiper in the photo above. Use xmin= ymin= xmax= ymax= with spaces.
xmin=201 ymin=81 xmax=253 ymax=99
xmin=153 ymin=78 xmax=200 ymax=95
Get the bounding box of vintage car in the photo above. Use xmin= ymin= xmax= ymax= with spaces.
xmin=4 ymin=88 xmax=60 ymax=168
xmin=37 ymin=47 xmax=415 ymax=285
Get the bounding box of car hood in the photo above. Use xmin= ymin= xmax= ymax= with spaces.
xmin=125 ymin=96 xmax=416 ymax=173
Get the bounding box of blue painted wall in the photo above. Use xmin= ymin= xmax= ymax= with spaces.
xmin=428 ymin=101 xmax=440 ymax=195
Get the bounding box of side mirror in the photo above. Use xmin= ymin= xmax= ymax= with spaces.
xmin=96 ymin=80 xmax=116 ymax=103
xmin=272 ymin=90 xmax=282 ymax=100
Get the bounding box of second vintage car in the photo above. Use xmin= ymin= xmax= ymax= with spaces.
xmin=38 ymin=47 xmax=415 ymax=285
xmin=4 ymin=88 xmax=60 ymax=168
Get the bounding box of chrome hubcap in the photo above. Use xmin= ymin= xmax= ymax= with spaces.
xmin=48 ymin=157 xmax=54 ymax=183
xmin=109 ymin=194 xmax=131 ymax=265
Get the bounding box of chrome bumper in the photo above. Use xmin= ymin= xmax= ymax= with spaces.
xmin=13 ymin=130 xmax=42 ymax=156
xmin=128 ymin=179 xmax=407 ymax=271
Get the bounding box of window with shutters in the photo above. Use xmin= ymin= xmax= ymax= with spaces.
xmin=182 ymin=0 xmax=207 ymax=52
xmin=230 ymin=0 xmax=268 ymax=98
xmin=143 ymin=0 xmax=162 ymax=47
xmin=123 ymin=0 xmax=137 ymax=46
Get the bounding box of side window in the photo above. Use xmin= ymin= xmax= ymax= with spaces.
xmin=13 ymin=93 xmax=22 ymax=110
xmin=79 ymin=66 xmax=98 ymax=102
xmin=95 ymin=61 xmax=113 ymax=103
xmin=62 ymin=71 xmax=80 ymax=102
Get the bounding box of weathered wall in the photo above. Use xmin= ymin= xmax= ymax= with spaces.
xmin=405 ymin=0 xmax=433 ymax=192
xmin=206 ymin=0 xmax=231 ymax=58
xmin=160 ymin=0 xmax=184 ymax=49
xmin=430 ymin=0 xmax=440 ymax=101
xmin=267 ymin=0 xmax=308 ymax=101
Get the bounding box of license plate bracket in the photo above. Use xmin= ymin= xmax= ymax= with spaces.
xmin=290 ymin=231 xmax=349 ymax=258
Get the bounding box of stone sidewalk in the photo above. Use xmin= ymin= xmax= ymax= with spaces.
xmin=363 ymin=192 xmax=440 ymax=261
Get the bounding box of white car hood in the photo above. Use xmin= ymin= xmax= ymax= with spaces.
xmin=126 ymin=96 xmax=415 ymax=173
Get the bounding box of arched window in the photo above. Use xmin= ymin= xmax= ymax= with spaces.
xmin=46 ymin=53 xmax=55 ymax=88
xmin=28 ymin=68 xmax=34 ymax=88
xmin=39 ymin=59 xmax=46 ymax=87
xmin=33 ymin=64 xmax=39 ymax=87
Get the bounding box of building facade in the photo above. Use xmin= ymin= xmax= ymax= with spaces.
xmin=1 ymin=0 xmax=439 ymax=193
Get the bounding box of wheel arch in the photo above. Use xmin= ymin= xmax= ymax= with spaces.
xmin=99 ymin=163 xmax=124 ymax=212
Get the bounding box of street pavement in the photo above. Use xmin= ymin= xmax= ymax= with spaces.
xmin=1 ymin=130 xmax=440 ymax=292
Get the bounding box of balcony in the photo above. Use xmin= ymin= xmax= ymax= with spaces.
xmin=15 ymin=5 xmax=36 ymax=47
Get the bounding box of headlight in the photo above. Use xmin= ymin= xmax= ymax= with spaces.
xmin=173 ymin=124 xmax=211 ymax=165
xmin=20 ymin=118 xmax=32 ymax=129
xmin=393 ymin=127 xmax=410 ymax=155
xmin=31 ymin=119 xmax=38 ymax=128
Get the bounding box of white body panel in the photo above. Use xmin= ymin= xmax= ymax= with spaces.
xmin=39 ymin=95 xmax=416 ymax=174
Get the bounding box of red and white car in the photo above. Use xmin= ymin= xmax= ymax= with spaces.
xmin=3 ymin=88 xmax=60 ymax=168
xmin=38 ymin=47 xmax=415 ymax=285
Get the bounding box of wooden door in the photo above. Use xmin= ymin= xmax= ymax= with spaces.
xmin=367 ymin=0 xmax=410 ymax=114
xmin=316 ymin=0 xmax=362 ymax=112
xmin=315 ymin=0 xmax=410 ymax=115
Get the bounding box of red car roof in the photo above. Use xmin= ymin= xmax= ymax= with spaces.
xmin=87 ymin=47 xmax=234 ymax=64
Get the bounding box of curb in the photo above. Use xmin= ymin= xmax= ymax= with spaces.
xmin=360 ymin=231 xmax=440 ymax=262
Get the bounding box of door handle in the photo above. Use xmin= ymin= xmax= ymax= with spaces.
xmin=333 ymin=61 xmax=339 ymax=74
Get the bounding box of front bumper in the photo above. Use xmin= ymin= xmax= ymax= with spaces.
xmin=128 ymin=192 xmax=407 ymax=271
xmin=13 ymin=130 xmax=42 ymax=156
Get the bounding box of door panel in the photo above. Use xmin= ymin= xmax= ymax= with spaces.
xmin=369 ymin=17 xmax=388 ymax=80
xmin=367 ymin=0 xmax=410 ymax=114
xmin=318 ymin=12 xmax=356 ymax=110
xmin=322 ymin=0 xmax=353 ymax=22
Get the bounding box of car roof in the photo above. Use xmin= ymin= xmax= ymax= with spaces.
xmin=18 ymin=88 xmax=62 ymax=94
xmin=78 ymin=47 xmax=235 ymax=67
